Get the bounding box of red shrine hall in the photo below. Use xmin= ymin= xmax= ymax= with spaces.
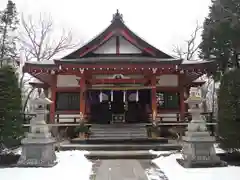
xmin=24 ymin=10 xmax=214 ymax=124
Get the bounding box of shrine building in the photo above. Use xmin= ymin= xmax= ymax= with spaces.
xmin=24 ymin=10 xmax=214 ymax=125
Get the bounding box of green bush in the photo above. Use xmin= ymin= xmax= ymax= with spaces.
xmin=74 ymin=122 xmax=89 ymax=134
xmin=0 ymin=65 xmax=23 ymax=147
xmin=218 ymin=69 xmax=240 ymax=152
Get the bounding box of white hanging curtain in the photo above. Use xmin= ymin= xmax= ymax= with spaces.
xmin=111 ymin=90 xmax=113 ymax=102
xmin=99 ymin=91 xmax=103 ymax=102
xmin=136 ymin=90 xmax=139 ymax=102
xmin=123 ymin=91 xmax=126 ymax=102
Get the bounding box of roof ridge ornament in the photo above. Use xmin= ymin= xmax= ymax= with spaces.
xmin=112 ymin=9 xmax=124 ymax=23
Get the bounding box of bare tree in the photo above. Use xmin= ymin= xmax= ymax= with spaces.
xmin=199 ymin=76 xmax=214 ymax=112
xmin=18 ymin=14 xmax=80 ymax=113
xmin=173 ymin=22 xmax=217 ymax=114
xmin=173 ymin=22 xmax=202 ymax=60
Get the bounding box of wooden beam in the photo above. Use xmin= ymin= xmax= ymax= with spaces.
xmin=31 ymin=72 xmax=53 ymax=85
xmin=89 ymin=78 xmax=147 ymax=84
xmin=88 ymin=86 xmax=154 ymax=90
xmin=79 ymin=31 xmax=114 ymax=57
xmin=56 ymin=87 xmax=80 ymax=92
xmin=116 ymin=36 xmax=120 ymax=54
xmin=58 ymin=70 xmax=181 ymax=77
xmin=58 ymin=63 xmax=178 ymax=69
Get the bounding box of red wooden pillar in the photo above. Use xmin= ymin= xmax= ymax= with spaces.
xmin=50 ymin=75 xmax=57 ymax=123
xmin=79 ymin=75 xmax=86 ymax=116
xmin=151 ymin=76 xmax=157 ymax=121
xmin=180 ymin=88 xmax=185 ymax=121
xmin=179 ymin=74 xmax=185 ymax=121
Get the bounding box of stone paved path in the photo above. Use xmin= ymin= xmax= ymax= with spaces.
xmin=95 ymin=159 xmax=148 ymax=180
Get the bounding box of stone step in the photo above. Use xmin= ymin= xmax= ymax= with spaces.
xmin=90 ymin=134 xmax=146 ymax=137
xmin=60 ymin=142 xmax=180 ymax=152
xmin=91 ymin=124 xmax=146 ymax=126
xmin=90 ymin=136 xmax=147 ymax=139
xmin=91 ymin=129 xmax=147 ymax=131
xmin=90 ymin=124 xmax=148 ymax=139
xmin=91 ymin=127 xmax=147 ymax=130
xmin=91 ymin=132 xmax=146 ymax=134
xmin=85 ymin=150 xmax=156 ymax=160
xmin=91 ymin=131 xmax=146 ymax=134
xmin=70 ymin=137 xmax=170 ymax=144
xmin=91 ymin=133 xmax=146 ymax=136
xmin=90 ymin=134 xmax=147 ymax=138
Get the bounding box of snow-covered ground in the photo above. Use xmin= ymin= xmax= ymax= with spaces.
xmin=153 ymin=153 xmax=240 ymax=180
xmin=149 ymin=144 xmax=225 ymax=156
xmin=151 ymin=145 xmax=240 ymax=180
xmin=0 ymin=150 xmax=92 ymax=180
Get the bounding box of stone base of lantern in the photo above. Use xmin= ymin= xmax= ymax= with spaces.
xmin=17 ymin=138 xmax=57 ymax=167
xmin=178 ymin=133 xmax=226 ymax=168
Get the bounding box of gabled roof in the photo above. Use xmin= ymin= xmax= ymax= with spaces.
xmin=63 ymin=10 xmax=174 ymax=60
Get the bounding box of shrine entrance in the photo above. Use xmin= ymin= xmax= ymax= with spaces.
xmin=88 ymin=89 xmax=151 ymax=124
xmin=111 ymin=91 xmax=125 ymax=123
xmin=111 ymin=91 xmax=125 ymax=114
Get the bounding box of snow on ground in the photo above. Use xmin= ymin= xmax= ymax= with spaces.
xmin=149 ymin=144 xmax=225 ymax=157
xmin=149 ymin=150 xmax=176 ymax=156
xmin=150 ymin=145 xmax=240 ymax=180
xmin=214 ymin=144 xmax=225 ymax=154
xmin=0 ymin=150 xmax=92 ymax=180
xmin=152 ymin=153 xmax=240 ymax=180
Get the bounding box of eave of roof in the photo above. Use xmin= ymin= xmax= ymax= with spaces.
xmin=55 ymin=57 xmax=182 ymax=64
xmin=24 ymin=58 xmax=216 ymax=67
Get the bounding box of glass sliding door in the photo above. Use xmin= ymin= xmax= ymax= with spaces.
xmin=55 ymin=92 xmax=80 ymax=111
xmin=156 ymin=91 xmax=180 ymax=110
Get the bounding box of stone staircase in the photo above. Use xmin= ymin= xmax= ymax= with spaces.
xmin=90 ymin=124 xmax=148 ymax=139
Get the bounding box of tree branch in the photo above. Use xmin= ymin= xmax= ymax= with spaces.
xmin=19 ymin=14 xmax=79 ymax=62
xmin=18 ymin=14 xmax=82 ymax=113
xmin=173 ymin=22 xmax=202 ymax=60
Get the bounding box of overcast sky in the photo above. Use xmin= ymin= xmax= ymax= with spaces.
xmin=0 ymin=0 xmax=212 ymax=57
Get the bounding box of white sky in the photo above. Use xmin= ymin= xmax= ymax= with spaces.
xmin=0 ymin=0 xmax=212 ymax=57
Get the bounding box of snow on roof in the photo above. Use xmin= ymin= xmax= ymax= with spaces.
xmin=182 ymin=59 xmax=213 ymax=64
xmin=27 ymin=60 xmax=55 ymax=65
xmin=193 ymin=79 xmax=206 ymax=83
xmin=29 ymin=78 xmax=44 ymax=84
xmin=25 ymin=57 xmax=213 ymax=66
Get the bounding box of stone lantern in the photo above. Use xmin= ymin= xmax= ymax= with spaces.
xmin=180 ymin=87 xmax=223 ymax=168
xmin=18 ymin=89 xmax=57 ymax=167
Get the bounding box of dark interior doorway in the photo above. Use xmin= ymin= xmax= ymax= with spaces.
xmin=88 ymin=89 xmax=151 ymax=124
xmin=111 ymin=91 xmax=125 ymax=114
xmin=88 ymin=90 xmax=111 ymax=124
xmin=126 ymin=90 xmax=151 ymax=123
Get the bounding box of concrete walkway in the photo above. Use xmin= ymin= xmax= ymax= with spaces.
xmin=95 ymin=159 xmax=148 ymax=180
